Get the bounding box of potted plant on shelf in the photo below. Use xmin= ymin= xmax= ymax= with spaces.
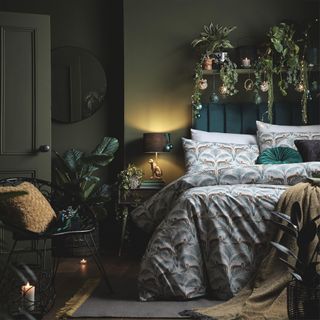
xmin=270 ymin=203 xmax=320 ymax=320
xmin=191 ymin=21 xmax=236 ymax=69
xmin=191 ymin=21 xmax=237 ymax=118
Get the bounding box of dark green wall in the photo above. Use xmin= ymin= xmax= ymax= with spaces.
xmin=0 ymin=0 xmax=124 ymax=182
xmin=124 ymin=0 xmax=319 ymax=182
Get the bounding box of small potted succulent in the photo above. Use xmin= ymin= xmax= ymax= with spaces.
xmin=191 ymin=21 xmax=236 ymax=68
xmin=270 ymin=203 xmax=320 ymax=320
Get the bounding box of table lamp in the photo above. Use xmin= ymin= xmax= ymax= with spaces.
xmin=143 ymin=133 xmax=173 ymax=181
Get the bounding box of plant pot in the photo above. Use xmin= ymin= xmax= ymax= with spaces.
xmin=287 ymin=279 xmax=320 ymax=320
xmin=52 ymin=226 xmax=99 ymax=258
xmin=202 ymin=57 xmax=214 ymax=70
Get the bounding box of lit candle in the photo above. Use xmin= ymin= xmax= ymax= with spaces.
xmin=80 ymin=258 xmax=87 ymax=265
xmin=21 ymin=282 xmax=35 ymax=311
xmin=242 ymin=57 xmax=251 ymax=67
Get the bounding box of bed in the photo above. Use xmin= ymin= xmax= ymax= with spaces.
xmin=131 ymin=102 xmax=320 ymax=302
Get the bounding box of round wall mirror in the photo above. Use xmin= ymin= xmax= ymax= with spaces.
xmin=52 ymin=46 xmax=107 ymax=123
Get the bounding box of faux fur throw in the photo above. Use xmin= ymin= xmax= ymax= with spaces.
xmin=184 ymin=182 xmax=320 ymax=320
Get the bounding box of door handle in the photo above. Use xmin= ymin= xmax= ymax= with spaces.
xmin=38 ymin=145 xmax=50 ymax=152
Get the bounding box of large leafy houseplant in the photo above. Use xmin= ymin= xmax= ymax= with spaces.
xmin=270 ymin=203 xmax=320 ymax=319
xmin=53 ymin=136 xmax=119 ymax=219
xmin=191 ymin=21 xmax=236 ymax=58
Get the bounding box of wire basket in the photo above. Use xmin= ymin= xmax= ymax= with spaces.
xmin=287 ymin=279 xmax=320 ymax=320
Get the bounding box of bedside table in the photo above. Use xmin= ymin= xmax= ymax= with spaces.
xmin=117 ymin=186 xmax=162 ymax=256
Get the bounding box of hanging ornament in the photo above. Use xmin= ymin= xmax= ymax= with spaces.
xmin=219 ymin=84 xmax=228 ymax=95
xmin=260 ymin=81 xmax=269 ymax=92
xmin=295 ymin=82 xmax=305 ymax=93
xmin=211 ymin=92 xmax=220 ymax=103
xmin=210 ymin=74 xmax=219 ymax=103
xmin=195 ymin=103 xmax=202 ymax=110
xmin=255 ymin=94 xmax=262 ymax=105
xmin=244 ymin=79 xmax=254 ymax=91
xmin=198 ymin=79 xmax=208 ymax=90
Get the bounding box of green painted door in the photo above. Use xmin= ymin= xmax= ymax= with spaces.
xmin=0 ymin=12 xmax=51 ymax=181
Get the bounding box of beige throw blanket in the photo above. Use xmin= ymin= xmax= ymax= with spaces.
xmin=187 ymin=182 xmax=320 ymax=320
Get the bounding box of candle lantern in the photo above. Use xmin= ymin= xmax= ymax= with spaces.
xmin=21 ymin=282 xmax=35 ymax=311
xmin=236 ymin=45 xmax=257 ymax=68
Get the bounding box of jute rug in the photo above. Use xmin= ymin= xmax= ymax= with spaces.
xmin=56 ymin=271 xmax=223 ymax=319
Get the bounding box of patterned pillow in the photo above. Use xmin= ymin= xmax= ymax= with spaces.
xmin=257 ymin=131 xmax=320 ymax=153
xmin=182 ymin=138 xmax=259 ymax=174
xmin=256 ymin=121 xmax=320 ymax=133
xmin=0 ymin=182 xmax=56 ymax=233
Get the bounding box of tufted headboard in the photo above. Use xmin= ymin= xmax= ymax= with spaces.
xmin=193 ymin=102 xmax=320 ymax=134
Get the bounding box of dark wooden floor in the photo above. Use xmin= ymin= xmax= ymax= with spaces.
xmin=43 ymin=255 xmax=181 ymax=320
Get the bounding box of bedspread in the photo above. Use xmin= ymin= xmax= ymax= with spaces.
xmin=131 ymin=162 xmax=320 ymax=301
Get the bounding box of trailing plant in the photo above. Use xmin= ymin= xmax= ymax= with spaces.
xmin=270 ymin=203 xmax=320 ymax=287
xmin=254 ymin=49 xmax=275 ymax=122
xmin=191 ymin=21 xmax=236 ymax=57
xmin=268 ymin=23 xmax=300 ymax=96
xmin=191 ymin=62 xmax=205 ymax=118
xmin=53 ymin=136 xmax=119 ymax=219
xmin=219 ymin=57 xmax=238 ymax=96
xmin=118 ymin=164 xmax=144 ymax=195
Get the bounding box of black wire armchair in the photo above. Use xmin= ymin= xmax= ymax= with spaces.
xmin=0 ymin=177 xmax=113 ymax=318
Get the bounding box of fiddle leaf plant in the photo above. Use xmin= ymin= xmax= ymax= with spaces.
xmin=53 ymin=136 xmax=119 ymax=219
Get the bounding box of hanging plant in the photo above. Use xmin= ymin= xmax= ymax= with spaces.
xmin=254 ymin=49 xmax=275 ymax=122
xmin=300 ymin=60 xmax=309 ymax=124
xmin=191 ymin=61 xmax=205 ymax=118
xmin=268 ymin=23 xmax=300 ymax=96
xmin=219 ymin=57 xmax=238 ymax=96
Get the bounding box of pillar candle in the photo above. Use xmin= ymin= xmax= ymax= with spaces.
xmin=21 ymin=282 xmax=35 ymax=311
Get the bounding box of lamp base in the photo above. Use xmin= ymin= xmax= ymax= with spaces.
xmin=148 ymin=158 xmax=163 ymax=180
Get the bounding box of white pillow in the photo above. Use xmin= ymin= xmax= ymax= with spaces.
xmin=191 ymin=129 xmax=257 ymax=145
xmin=256 ymin=121 xmax=320 ymax=133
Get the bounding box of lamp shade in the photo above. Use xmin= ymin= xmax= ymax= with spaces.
xmin=143 ymin=133 xmax=173 ymax=153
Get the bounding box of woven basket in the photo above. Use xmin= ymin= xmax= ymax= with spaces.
xmin=287 ymin=279 xmax=320 ymax=320
xmin=52 ymin=227 xmax=99 ymax=258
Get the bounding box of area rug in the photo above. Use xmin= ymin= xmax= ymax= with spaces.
xmin=56 ymin=271 xmax=223 ymax=319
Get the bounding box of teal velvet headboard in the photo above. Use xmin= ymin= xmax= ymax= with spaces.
xmin=193 ymin=102 xmax=320 ymax=134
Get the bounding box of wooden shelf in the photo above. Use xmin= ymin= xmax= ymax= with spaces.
xmin=203 ymin=68 xmax=255 ymax=76
xmin=202 ymin=67 xmax=320 ymax=76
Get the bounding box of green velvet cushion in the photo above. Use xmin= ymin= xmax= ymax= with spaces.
xmin=256 ymin=147 xmax=303 ymax=164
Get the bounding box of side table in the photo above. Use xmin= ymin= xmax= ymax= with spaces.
xmin=117 ymin=186 xmax=162 ymax=256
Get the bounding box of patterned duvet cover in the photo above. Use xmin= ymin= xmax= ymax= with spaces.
xmin=131 ymin=162 xmax=320 ymax=301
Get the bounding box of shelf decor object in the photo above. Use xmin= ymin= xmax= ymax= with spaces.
xmin=191 ymin=20 xmax=319 ymax=123
xmin=143 ymin=132 xmax=173 ymax=182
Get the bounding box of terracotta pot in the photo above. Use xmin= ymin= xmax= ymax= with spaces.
xmin=202 ymin=57 xmax=214 ymax=70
